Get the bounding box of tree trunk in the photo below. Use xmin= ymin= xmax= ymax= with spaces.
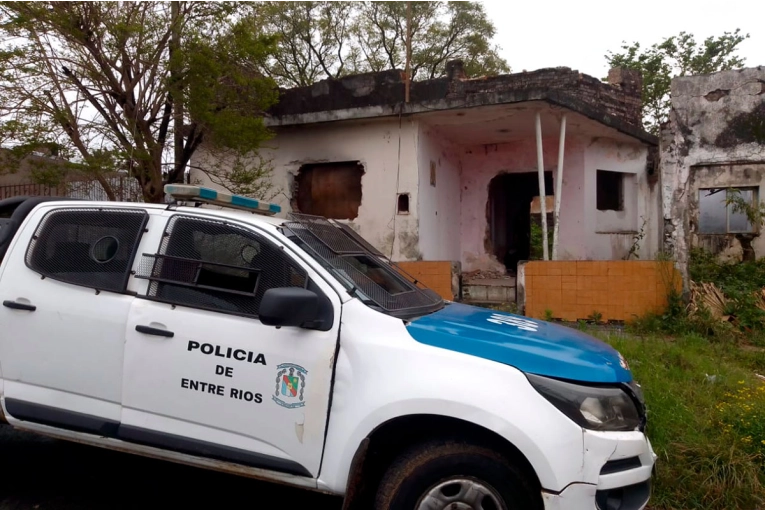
xmin=137 ymin=160 xmax=166 ymax=203
xmin=171 ymin=1 xmax=185 ymax=184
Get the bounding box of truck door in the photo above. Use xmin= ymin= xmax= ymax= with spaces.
xmin=0 ymin=206 xmax=150 ymax=431
xmin=120 ymin=213 xmax=341 ymax=478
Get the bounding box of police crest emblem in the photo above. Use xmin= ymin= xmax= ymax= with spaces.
xmin=273 ymin=363 xmax=308 ymax=409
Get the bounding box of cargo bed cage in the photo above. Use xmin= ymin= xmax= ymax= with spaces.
xmin=281 ymin=213 xmax=444 ymax=320
xmin=0 ymin=196 xmax=76 ymax=263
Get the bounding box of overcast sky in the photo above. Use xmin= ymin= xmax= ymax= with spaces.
xmin=481 ymin=0 xmax=764 ymax=79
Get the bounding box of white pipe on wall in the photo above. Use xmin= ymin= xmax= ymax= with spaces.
xmin=552 ymin=114 xmax=567 ymax=260
xmin=535 ymin=111 xmax=549 ymax=261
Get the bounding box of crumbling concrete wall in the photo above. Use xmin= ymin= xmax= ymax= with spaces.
xmin=584 ymin=139 xmax=658 ymax=261
xmin=192 ymin=117 xmax=424 ymax=262
xmin=688 ymin=163 xmax=765 ymax=263
xmin=459 ymin=134 xmax=655 ymax=272
xmin=661 ymin=67 xmax=765 ymax=286
xmin=459 ymin=137 xmax=584 ymax=272
xmin=269 ymin=63 xmax=648 ymax=138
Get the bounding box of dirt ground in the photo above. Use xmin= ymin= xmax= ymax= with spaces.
xmin=0 ymin=425 xmax=343 ymax=510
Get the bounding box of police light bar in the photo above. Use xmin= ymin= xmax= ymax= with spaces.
xmin=164 ymin=184 xmax=281 ymax=216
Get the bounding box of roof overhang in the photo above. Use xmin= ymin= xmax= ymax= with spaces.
xmin=265 ymin=88 xmax=657 ymax=146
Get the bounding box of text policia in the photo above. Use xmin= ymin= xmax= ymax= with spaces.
xmin=180 ymin=340 xmax=266 ymax=404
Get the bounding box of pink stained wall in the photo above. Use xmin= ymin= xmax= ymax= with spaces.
xmin=459 ymin=138 xmax=587 ymax=272
xmin=417 ymin=124 xmax=462 ymax=262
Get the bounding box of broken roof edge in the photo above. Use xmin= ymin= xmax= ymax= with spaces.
xmin=265 ymin=88 xmax=659 ymax=146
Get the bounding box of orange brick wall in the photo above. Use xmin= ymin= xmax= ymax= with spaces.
xmin=395 ymin=261 xmax=454 ymax=300
xmin=523 ymin=261 xmax=681 ymax=322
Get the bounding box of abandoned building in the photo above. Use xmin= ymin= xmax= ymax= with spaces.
xmin=191 ymin=61 xmax=662 ymax=301
xmin=661 ymin=66 xmax=765 ymax=287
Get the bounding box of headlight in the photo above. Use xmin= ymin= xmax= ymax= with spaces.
xmin=526 ymin=373 xmax=642 ymax=432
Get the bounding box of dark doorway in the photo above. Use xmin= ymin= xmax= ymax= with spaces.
xmin=488 ymin=171 xmax=553 ymax=273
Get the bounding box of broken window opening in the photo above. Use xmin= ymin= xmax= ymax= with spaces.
xmin=397 ymin=193 xmax=410 ymax=214
xmin=295 ymin=161 xmax=364 ymax=220
xmin=698 ymin=187 xmax=757 ymax=234
xmin=596 ymin=170 xmax=624 ymax=211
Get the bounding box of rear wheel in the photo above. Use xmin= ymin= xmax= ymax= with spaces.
xmin=374 ymin=439 xmax=539 ymax=510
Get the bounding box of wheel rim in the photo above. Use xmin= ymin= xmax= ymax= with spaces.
xmin=415 ymin=477 xmax=507 ymax=510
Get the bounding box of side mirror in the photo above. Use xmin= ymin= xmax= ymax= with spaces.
xmin=259 ymin=287 xmax=320 ymax=328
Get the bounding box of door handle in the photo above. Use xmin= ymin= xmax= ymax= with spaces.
xmin=3 ymin=300 xmax=36 ymax=312
xmin=135 ymin=325 xmax=174 ymax=338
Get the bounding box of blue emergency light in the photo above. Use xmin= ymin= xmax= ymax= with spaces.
xmin=164 ymin=184 xmax=281 ymax=216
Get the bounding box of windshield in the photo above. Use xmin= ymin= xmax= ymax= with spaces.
xmin=281 ymin=213 xmax=444 ymax=320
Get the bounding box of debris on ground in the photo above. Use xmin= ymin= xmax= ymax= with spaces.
xmin=687 ymin=281 xmax=729 ymax=321
xmin=462 ymin=269 xmax=513 ymax=280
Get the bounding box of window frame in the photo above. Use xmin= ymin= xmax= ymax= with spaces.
xmin=24 ymin=207 xmax=149 ymax=294
xmin=136 ymin=214 xmax=319 ymax=321
xmin=294 ymin=161 xmax=364 ymax=220
xmin=596 ymin=170 xmax=625 ymax=212
xmin=697 ymin=187 xmax=758 ymax=235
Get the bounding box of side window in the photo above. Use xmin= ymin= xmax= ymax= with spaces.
xmin=138 ymin=215 xmax=308 ymax=317
xmin=25 ymin=208 xmax=149 ymax=293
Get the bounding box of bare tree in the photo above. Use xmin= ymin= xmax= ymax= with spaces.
xmin=257 ymin=1 xmax=510 ymax=88
xmin=0 ymin=1 xmax=278 ymax=202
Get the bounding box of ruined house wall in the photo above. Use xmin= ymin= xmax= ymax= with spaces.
xmin=583 ymin=140 xmax=658 ymax=261
xmin=269 ymin=66 xmax=645 ymax=131
xmin=192 ymin=117 xmax=423 ymax=261
xmin=688 ymin=163 xmax=765 ymax=262
xmin=661 ymin=67 xmax=765 ymax=285
xmin=417 ymin=124 xmax=462 ymax=262
xmin=459 ymin=138 xmax=586 ymax=272
xmin=458 ymin=136 xmax=655 ymax=272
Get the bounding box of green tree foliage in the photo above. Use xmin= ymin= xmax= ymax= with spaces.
xmin=254 ymin=1 xmax=510 ymax=87
xmin=0 ymin=1 xmax=278 ymax=203
xmin=605 ymin=30 xmax=749 ymax=134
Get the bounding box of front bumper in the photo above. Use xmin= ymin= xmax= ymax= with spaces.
xmin=542 ymin=431 xmax=657 ymax=510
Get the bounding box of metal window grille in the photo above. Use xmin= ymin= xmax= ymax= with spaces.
xmin=25 ymin=208 xmax=149 ymax=293
xmin=136 ymin=215 xmax=307 ymax=317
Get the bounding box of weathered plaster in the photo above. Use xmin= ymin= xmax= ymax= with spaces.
xmin=459 ymin=138 xmax=577 ymax=272
xmin=688 ymin=163 xmax=765 ymax=262
xmin=584 ymin=139 xmax=657 ymax=260
xmin=417 ymin=124 xmax=462 ymax=261
xmin=661 ymin=66 xmax=765 ymax=287
xmin=192 ymin=117 xmax=423 ymax=261
xmin=268 ymin=65 xmax=654 ymax=145
xmin=191 ymin=94 xmax=657 ymax=270
xmin=459 ymin=135 xmax=655 ymax=272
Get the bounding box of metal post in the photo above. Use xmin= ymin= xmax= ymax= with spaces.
xmin=552 ymin=114 xmax=567 ymax=260
xmin=404 ymin=1 xmax=412 ymax=103
xmin=535 ymin=111 xmax=549 ymax=261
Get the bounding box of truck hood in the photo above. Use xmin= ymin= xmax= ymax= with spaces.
xmin=406 ymin=303 xmax=632 ymax=383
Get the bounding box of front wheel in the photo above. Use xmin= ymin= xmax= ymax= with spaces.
xmin=374 ymin=440 xmax=539 ymax=510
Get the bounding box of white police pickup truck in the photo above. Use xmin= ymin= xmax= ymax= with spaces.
xmin=0 ymin=186 xmax=655 ymax=510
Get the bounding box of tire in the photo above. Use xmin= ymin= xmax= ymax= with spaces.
xmin=374 ymin=439 xmax=540 ymax=510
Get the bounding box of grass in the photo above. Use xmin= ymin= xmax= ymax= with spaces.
xmin=599 ymin=332 xmax=765 ymax=510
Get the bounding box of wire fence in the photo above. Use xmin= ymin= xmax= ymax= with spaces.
xmin=0 ymin=183 xmax=65 ymax=199
xmin=66 ymin=176 xmax=145 ymax=202
xmin=0 ymin=176 xmax=151 ymax=203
